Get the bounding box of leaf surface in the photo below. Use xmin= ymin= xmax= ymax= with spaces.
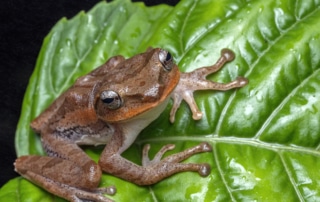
xmin=2 ymin=0 xmax=320 ymax=201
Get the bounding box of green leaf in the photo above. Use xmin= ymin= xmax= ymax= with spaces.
xmin=2 ymin=0 xmax=320 ymax=201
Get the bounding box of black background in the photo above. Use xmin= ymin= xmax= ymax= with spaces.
xmin=0 ymin=0 xmax=178 ymax=187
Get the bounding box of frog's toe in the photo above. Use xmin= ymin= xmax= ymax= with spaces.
xmin=199 ymin=142 xmax=212 ymax=152
xmin=198 ymin=163 xmax=211 ymax=177
xmin=94 ymin=185 xmax=117 ymax=196
xmin=236 ymin=76 xmax=249 ymax=86
xmin=221 ymin=48 xmax=235 ymax=62
xmin=142 ymin=144 xmax=176 ymax=166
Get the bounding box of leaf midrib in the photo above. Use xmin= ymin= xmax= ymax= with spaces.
xmin=137 ymin=135 xmax=320 ymax=157
xmin=139 ymin=134 xmax=320 ymax=200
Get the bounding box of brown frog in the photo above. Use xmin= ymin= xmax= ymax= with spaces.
xmin=15 ymin=48 xmax=248 ymax=202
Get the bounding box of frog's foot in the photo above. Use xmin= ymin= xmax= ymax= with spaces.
xmin=15 ymin=156 xmax=116 ymax=202
xmin=170 ymin=48 xmax=248 ymax=123
xmin=56 ymin=184 xmax=116 ymax=202
xmin=141 ymin=142 xmax=212 ymax=177
xmin=18 ymin=172 xmax=115 ymax=202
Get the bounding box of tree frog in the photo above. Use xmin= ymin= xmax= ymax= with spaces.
xmin=15 ymin=48 xmax=248 ymax=202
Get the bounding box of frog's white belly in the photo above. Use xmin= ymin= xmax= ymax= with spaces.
xmin=119 ymin=97 xmax=171 ymax=154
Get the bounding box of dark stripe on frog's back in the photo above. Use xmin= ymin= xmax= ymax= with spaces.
xmin=53 ymin=118 xmax=114 ymax=146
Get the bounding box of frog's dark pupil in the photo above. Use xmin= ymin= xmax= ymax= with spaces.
xmin=102 ymin=98 xmax=114 ymax=104
xmin=166 ymin=52 xmax=172 ymax=61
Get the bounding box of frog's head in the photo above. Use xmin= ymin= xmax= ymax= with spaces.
xmin=94 ymin=48 xmax=180 ymax=122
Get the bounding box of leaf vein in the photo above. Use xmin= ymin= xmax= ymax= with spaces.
xmin=58 ymin=15 xmax=106 ymax=94
xmin=178 ymin=0 xmax=198 ymax=52
xmin=217 ymin=2 xmax=320 ymax=133
xmin=213 ymin=143 xmax=236 ymax=201
xmin=279 ymin=152 xmax=305 ymax=201
xmin=148 ymin=186 xmax=159 ymax=202
xmin=253 ymin=68 xmax=320 ymax=139
xmin=177 ymin=1 xmax=247 ymax=63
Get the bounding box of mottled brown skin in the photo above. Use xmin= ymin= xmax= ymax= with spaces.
xmin=15 ymin=48 xmax=248 ymax=202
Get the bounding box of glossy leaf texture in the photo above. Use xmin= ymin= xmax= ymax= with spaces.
xmin=1 ymin=0 xmax=320 ymax=201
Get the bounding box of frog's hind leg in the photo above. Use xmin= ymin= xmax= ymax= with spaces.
xmin=14 ymin=134 xmax=115 ymax=202
xmin=15 ymin=157 xmax=115 ymax=202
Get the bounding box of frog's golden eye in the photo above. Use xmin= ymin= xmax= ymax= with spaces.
xmin=159 ymin=49 xmax=174 ymax=71
xmin=100 ymin=90 xmax=123 ymax=110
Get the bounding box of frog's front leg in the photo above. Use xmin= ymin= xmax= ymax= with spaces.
xmin=14 ymin=133 xmax=116 ymax=202
xmin=99 ymin=127 xmax=212 ymax=185
xmin=170 ymin=49 xmax=248 ymax=122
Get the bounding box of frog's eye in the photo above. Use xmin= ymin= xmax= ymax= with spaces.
xmin=159 ymin=49 xmax=174 ymax=71
xmin=100 ymin=90 xmax=122 ymax=110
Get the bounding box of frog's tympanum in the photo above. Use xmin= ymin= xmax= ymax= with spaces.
xmin=15 ymin=48 xmax=248 ymax=202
